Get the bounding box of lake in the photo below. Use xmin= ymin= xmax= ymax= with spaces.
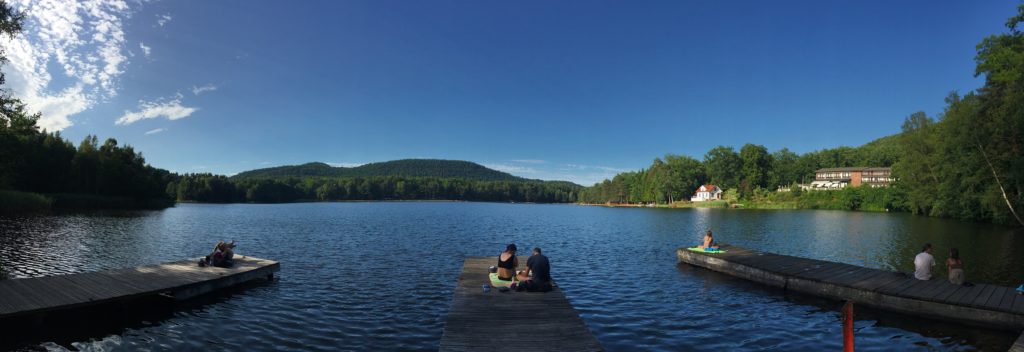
xmin=1 ymin=202 xmax=1022 ymax=351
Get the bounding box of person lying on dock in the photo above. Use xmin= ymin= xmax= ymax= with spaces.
xmin=496 ymin=244 xmax=518 ymax=281
xmin=913 ymin=243 xmax=935 ymax=280
xmin=515 ymin=247 xmax=552 ymax=292
xmin=700 ymin=230 xmax=719 ymax=251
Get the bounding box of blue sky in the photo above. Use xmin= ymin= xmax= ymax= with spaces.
xmin=2 ymin=1 xmax=1019 ymax=185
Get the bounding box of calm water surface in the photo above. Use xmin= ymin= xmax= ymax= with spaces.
xmin=1 ymin=203 xmax=1022 ymax=351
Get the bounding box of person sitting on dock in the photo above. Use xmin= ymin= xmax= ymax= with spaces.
xmin=201 ymin=240 xmax=237 ymax=268
xmin=496 ymin=244 xmax=518 ymax=281
xmin=946 ymin=248 xmax=964 ymax=285
xmin=218 ymin=241 xmax=237 ymax=268
xmin=913 ymin=243 xmax=935 ymax=280
xmin=700 ymin=230 xmax=719 ymax=251
xmin=516 ymin=247 xmax=552 ymax=292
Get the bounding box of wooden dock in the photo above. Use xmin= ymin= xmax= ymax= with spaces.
xmin=440 ymin=257 xmax=603 ymax=352
xmin=677 ymin=246 xmax=1024 ymax=330
xmin=0 ymin=256 xmax=279 ymax=321
xmin=1012 ymin=330 xmax=1024 ymax=352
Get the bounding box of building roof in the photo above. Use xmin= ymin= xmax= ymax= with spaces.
xmin=698 ymin=184 xmax=720 ymax=192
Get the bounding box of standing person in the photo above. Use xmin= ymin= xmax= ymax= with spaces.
xmin=914 ymin=243 xmax=936 ymax=280
xmin=517 ymin=247 xmax=552 ymax=292
xmin=947 ymin=248 xmax=965 ymax=285
xmin=496 ymin=244 xmax=518 ymax=281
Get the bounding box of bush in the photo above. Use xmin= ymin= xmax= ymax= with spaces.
xmin=0 ymin=190 xmax=52 ymax=212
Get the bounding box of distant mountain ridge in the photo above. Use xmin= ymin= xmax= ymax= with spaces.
xmin=232 ymin=159 xmax=532 ymax=182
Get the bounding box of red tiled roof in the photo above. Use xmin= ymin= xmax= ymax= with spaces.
xmin=697 ymin=185 xmax=719 ymax=192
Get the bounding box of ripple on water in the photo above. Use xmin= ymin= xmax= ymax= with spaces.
xmin=1 ymin=203 xmax=1020 ymax=351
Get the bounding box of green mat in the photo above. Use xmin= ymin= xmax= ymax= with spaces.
xmin=687 ymin=247 xmax=727 ymax=254
xmin=489 ymin=272 xmax=515 ymax=287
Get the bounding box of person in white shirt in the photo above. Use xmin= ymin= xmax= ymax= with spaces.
xmin=914 ymin=243 xmax=935 ymax=280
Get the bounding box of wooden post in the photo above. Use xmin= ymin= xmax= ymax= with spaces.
xmin=842 ymin=300 xmax=854 ymax=352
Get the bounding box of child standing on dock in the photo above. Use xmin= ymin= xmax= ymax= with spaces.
xmin=913 ymin=243 xmax=935 ymax=280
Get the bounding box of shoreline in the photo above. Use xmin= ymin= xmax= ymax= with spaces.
xmin=578 ymin=201 xmax=891 ymax=212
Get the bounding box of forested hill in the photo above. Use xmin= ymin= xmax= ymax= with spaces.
xmin=232 ymin=159 xmax=529 ymax=182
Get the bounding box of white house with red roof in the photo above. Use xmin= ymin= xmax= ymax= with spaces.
xmin=690 ymin=185 xmax=723 ymax=202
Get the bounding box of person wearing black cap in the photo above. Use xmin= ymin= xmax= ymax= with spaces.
xmin=496 ymin=244 xmax=518 ymax=281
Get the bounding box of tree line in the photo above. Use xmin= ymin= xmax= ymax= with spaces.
xmin=578 ymin=138 xmax=899 ymax=205
xmin=168 ymin=174 xmax=580 ymax=203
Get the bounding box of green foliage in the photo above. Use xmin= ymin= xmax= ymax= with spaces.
xmin=169 ymin=173 xmax=580 ymax=203
xmin=891 ymin=5 xmax=1024 ymax=225
xmin=703 ymin=146 xmax=742 ymax=190
xmin=0 ymin=189 xmax=51 ymax=212
xmin=739 ymin=143 xmax=771 ymax=197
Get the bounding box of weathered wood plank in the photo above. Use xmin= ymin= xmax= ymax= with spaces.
xmin=969 ymin=284 xmax=998 ymax=309
xmin=677 ymin=246 xmax=1024 ymax=330
xmin=1011 ymin=329 xmax=1024 ymax=352
xmin=850 ymin=271 xmax=906 ymax=292
xmin=1012 ymin=293 xmax=1024 ymax=315
xmin=439 ymin=257 xmax=603 ymax=352
xmin=900 ymin=278 xmax=952 ymax=300
xmin=0 ymin=256 xmax=279 ymax=319
xmin=996 ymin=287 xmax=1018 ymax=312
xmin=931 ymin=282 xmax=964 ymax=304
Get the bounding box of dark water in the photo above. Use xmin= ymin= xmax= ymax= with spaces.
xmin=1 ymin=203 xmax=1022 ymax=351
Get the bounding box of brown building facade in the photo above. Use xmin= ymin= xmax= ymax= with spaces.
xmin=814 ymin=167 xmax=893 ymax=188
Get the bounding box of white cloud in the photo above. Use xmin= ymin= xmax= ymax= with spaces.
xmin=510 ymin=159 xmax=546 ymax=164
xmin=191 ymin=84 xmax=217 ymax=95
xmin=116 ymin=95 xmax=198 ymax=125
xmin=143 ymin=128 xmax=164 ymax=135
xmin=0 ymin=0 xmax=133 ymax=131
xmin=156 ymin=13 xmax=171 ymax=27
xmin=138 ymin=41 xmax=150 ymax=58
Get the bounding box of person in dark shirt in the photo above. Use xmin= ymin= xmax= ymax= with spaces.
xmin=517 ymin=247 xmax=552 ymax=292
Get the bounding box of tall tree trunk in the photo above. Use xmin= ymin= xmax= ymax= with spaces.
xmin=977 ymin=142 xmax=1024 ymax=227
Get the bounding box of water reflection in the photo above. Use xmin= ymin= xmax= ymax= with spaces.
xmin=1 ymin=203 xmax=1021 ymax=351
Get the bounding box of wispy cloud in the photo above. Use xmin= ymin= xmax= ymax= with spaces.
xmin=191 ymin=84 xmax=217 ymax=95
xmin=156 ymin=13 xmax=172 ymax=27
xmin=0 ymin=0 xmax=134 ymax=131
xmin=510 ymin=159 xmax=546 ymax=164
xmin=563 ymin=164 xmax=630 ymax=173
xmin=327 ymin=162 xmax=364 ymax=168
xmin=483 ymin=163 xmax=538 ymax=174
xmin=138 ymin=42 xmax=151 ymax=58
xmin=116 ymin=94 xmax=198 ymax=125
xmin=144 ymin=128 xmax=164 ymax=135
